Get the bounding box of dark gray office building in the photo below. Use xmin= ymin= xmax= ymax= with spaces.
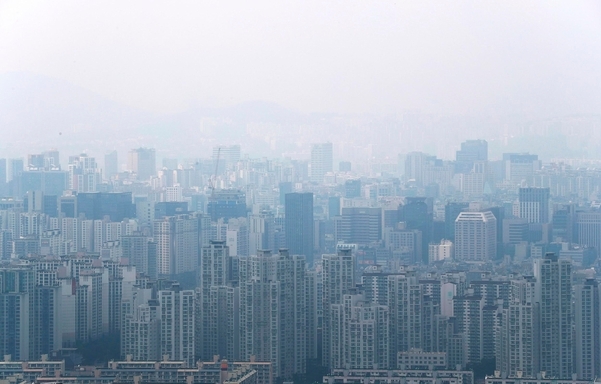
xmin=285 ymin=192 xmax=314 ymax=265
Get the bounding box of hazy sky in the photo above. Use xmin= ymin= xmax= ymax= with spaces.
xmin=1 ymin=1 xmax=600 ymax=117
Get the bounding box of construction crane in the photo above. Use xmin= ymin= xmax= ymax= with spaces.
xmin=210 ymin=147 xmax=221 ymax=199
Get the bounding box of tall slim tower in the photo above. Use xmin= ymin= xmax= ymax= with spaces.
xmin=310 ymin=142 xmax=333 ymax=183
xmin=519 ymin=187 xmax=550 ymax=223
xmin=104 ymin=151 xmax=118 ymax=180
xmin=128 ymin=148 xmax=156 ymax=181
xmin=285 ymin=192 xmax=314 ymax=265
xmin=534 ymin=253 xmax=573 ymax=379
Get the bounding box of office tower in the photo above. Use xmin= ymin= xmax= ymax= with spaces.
xmin=0 ymin=158 xmax=6 ymax=196
xmin=76 ymin=192 xmax=135 ymax=221
xmin=285 ymin=192 xmax=314 ymax=265
xmin=328 ymin=196 xmax=341 ymax=220
xmin=399 ymin=197 xmax=432 ymax=264
xmin=404 ymin=152 xmax=432 ymax=186
xmin=339 ymin=161 xmax=351 ymax=172
xmin=310 ymin=142 xmax=333 ymax=183
xmin=238 ymin=249 xmax=306 ymax=379
xmin=248 ymin=211 xmax=275 ymax=255
xmin=503 ymin=153 xmax=540 ymax=186
xmin=154 ymin=201 xmax=188 ymax=219
xmin=17 ymin=170 xmax=68 ymax=197
xmin=42 ymin=194 xmax=58 ymax=217
xmin=444 ymin=202 xmax=468 ymax=241
xmin=322 ymin=249 xmax=356 ymax=368
xmin=534 ymin=253 xmax=573 ymax=379
xmin=28 ymin=154 xmax=45 ymax=170
xmin=519 ymin=187 xmax=550 ymax=223
xmin=502 ymin=218 xmax=529 ymax=244
xmin=336 ymin=207 xmax=382 ymax=245
xmin=575 ymin=210 xmax=601 ymax=251
xmin=226 ymin=217 xmax=248 ymax=257
xmin=344 ymin=179 xmax=361 ymax=198
xmin=7 ymin=158 xmax=24 ymax=182
xmin=455 ymin=139 xmax=488 ymax=173
xmin=43 ymin=149 xmax=60 ymax=170
xmin=207 ymin=189 xmax=247 ymax=222
xmin=153 ymin=215 xmax=199 ymax=275
xmin=158 ymin=283 xmax=195 ymax=366
xmin=278 ymin=182 xmax=293 ymax=205
xmin=59 ymin=194 xmax=77 ymax=218
xmin=163 ymin=185 xmax=183 ymax=202
xmin=575 ymin=275 xmax=600 ymax=380
xmin=454 ymin=211 xmax=497 ymax=262
xmin=162 ymin=158 xmax=178 ymax=170
xmin=213 ymin=145 xmax=241 ymax=172
xmin=198 ymin=241 xmax=237 ymax=360
xmin=104 ymin=151 xmax=118 ymax=180
xmin=128 ymin=148 xmax=156 ymax=180
xmin=330 ymin=290 xmax=389 ymax=369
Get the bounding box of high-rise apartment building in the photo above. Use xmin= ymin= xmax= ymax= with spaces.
xmin=285 ymin=192 xmax=314 ymax=265
xmin=496 ymin=276 xmax=538 ymax=378
xmin=198 ymin=241 xmax=238 ymax=361
xmin=322 ymin=248 xmax=355 ymax=368
xmin=128 ymin=148 xmax=156 ymax=181
xmin=153 ymin=215 xmax=199 ymax=275
xmin=454 ymin=211 xmax=497 ymax=262
xmin=391 ymin=274 xmax=421 ymax=355
xmin=310 ymin=142 xmax=333 ymax=184
xmin=158 ymin=283 xmax=195 ymax=366
xmin=238 ymin=249 xmax=306 ymax=379
xmin=68 ymin=154 xmax=101 ymax=193
xmin=534 ymin=253 xmax=573 ymax=379
xmin=330 ymin=290 xmax=389 ymax=369
xmin=453 ymin=292 xmax=489 ymax=365
xmin=0 ymin=267 xmax=35 ymax=360
xmin=519 ymin=187 xmax=550 ymax=224
xmin=574 ymin=275 xmax=600 ymax=380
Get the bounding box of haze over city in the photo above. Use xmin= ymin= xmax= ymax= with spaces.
xmin=2 ymin=2 xmax=601 ymax=384
xmin=1 ymin=1 xmax=601 ymax=162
